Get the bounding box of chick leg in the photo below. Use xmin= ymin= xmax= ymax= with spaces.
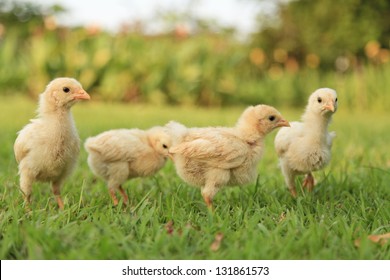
xmin=202 ymin=193 xmax=213 ymax=209
xmin=201 ymin=182 xmax=219 ymax=210
xmin=51 ymin=181 xmax=64 ymax=210
xmin=107 ymin=180 xmax=126 ymax=206
xmin=19 ymin=173 xmax=33 ymax=207
xmin=107 ymin=163 xmax=128 ymax=206
xmin=108 ymin=187 xmax=119 ymax=206
xmin=302 ymin=173 xmax=315 ymax=191
xmin=280 ymin=161 xmax=297 ymax=197
xmin=118 ymin=185 xmax=129 ymax=205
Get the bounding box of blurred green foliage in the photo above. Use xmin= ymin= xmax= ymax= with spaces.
xmin=252 ymin=0 xmax=390 ymax=69
xmin=0 ymin=0 xmax=389 ymax=109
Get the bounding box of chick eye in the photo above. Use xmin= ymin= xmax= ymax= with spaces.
xmin=317 ymin=97 xmax=322 ymax=103
xmin=162 ymin=144 xmax=168 ymax=149
xmin=268 ymin=115 xmax=275 ymax=121
xmin=335 ymin=98 xmax=338 ymax=102
xmin=63 ymin=87 xmax=70 ymax=93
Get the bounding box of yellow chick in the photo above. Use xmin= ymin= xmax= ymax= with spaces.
xmin=14 ymin=78 xmax=90 ymax=209
xmin=168 ymin=105 xmax=289 ymax=209
xmin=84 ymin=126 xmax=172 ymax=206
xmin=274 ymin=88 xmax=338 ymax=197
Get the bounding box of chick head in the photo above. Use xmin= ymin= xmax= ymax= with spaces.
xmin=148 ymin=127 xmax=172 ymax=157
xmin=308 ymin=88 xmax=338 ymax=116
xmin=238 ymin=104 xmax=290 ymax=135
xmin=42 ymin=77 xmax=90 ymax=109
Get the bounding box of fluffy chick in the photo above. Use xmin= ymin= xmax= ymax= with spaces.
xmin=84 ymin=126 xmax=171 ymax=206
xmin=14 ymin=77 xmax=90 ymax=209
xmin=274 ymin=88 xmax=338 ymax=197
xmin=168 ymin=105 xmax=289 ymax=209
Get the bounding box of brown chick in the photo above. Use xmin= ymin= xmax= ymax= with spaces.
xmin=84 ymin=126 xmax=171 ymax=206
xmin=14 ymin=78 xmax=90 ymax=209
xmin=168 ymin=105 xmax=289 ymax=209
xmin=274 ymin=88 xmax=338 ymax=197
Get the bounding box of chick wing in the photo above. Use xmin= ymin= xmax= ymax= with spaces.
xmin=170 ymin=129 xmax=248 ymax=169
xmin=85 ymin=129 xmax=149 ymax=163
xmin=14 ymin=120 xmax=42 ymax=163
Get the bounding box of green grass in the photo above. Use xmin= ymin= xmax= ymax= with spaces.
xmin=1 ymin=97 xmax=389 ymax=259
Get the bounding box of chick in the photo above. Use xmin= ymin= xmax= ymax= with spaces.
xmin=84 ymin=126 xmax=171 ymax=206
xmin=274 ymin=88 xmax=338 ymax=197
xmin=14 ymin=77 xmax=90 ymax=209
xmin=168 ymin=105 xmax=289 ymax=209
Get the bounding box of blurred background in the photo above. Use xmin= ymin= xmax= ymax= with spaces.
xmin=0 ymin=0 xmax=389 ymax=109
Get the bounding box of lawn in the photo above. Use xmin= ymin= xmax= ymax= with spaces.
xmin=0 ymin=97 xmax=389 ymax=259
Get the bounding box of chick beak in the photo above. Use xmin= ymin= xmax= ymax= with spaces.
xmin=73 ymin=89 xmax=91 ymax=100
xmin=167 ymin=153 xmax=175 ymax=162
xmin=277 ymin=118 xmax=290 ymax=127
xmin=323 ymin=102 xmax=335 ymax=112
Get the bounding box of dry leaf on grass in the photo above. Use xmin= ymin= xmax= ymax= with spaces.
xmin=279 ymin=211 xmax=286 ymax=222
xmin=354 ymin=232 xmax=390 ymax=247
xmin=210 ymin=232 xmax=224 ymax=252
xmin=165 ymin=221 xmax=197 ymax=236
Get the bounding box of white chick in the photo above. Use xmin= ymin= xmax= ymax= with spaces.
xmin=14 ymin=77 xmax=90 ymax=209
xmin=274 ymin=88 xmax=338 ymax=197
xmin=84 ymin=126 xmax=172 ymax=206
xmin=168 ymin=105 xmax=289 ymax=209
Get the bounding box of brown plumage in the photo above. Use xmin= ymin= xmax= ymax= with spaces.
xmin=84 ymin=126 xmax=172 ymax=206
xmin=14 ymin=78 xmax=90 ymax=209
xmin=168 ymin=105 xmax=289 ymax=209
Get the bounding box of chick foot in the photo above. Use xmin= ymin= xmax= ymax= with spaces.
xmin=52 ymin=182 xmax=64 ymax=210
